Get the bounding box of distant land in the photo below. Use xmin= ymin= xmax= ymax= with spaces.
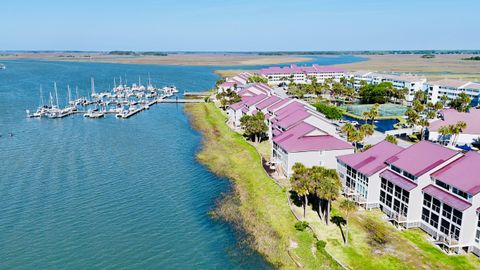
xmin=1 ymin=50 xmax=480 ymax=80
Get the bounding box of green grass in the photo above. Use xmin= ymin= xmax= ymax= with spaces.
xmin=296 ymin=200 xmax=480 ymax=270
xmin=185 ymin=103 xmax=342 ymax=269
xmin=401 ymin=229 xmax=480 ymax=269
xmin=185 ymin=103 xmax=480 ymax=270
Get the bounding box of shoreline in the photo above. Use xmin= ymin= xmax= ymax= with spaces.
xmin=0 ymin=53 xmax=312 ymax=66
xmin=184 ymin=103 xmax=340 ymax=269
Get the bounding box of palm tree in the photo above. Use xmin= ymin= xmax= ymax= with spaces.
xmin=291 ymin=163 xmax=311 ymax=218
xmin=314 ymin=167 xmax=341 ymax=226
xmin=438 ymin=125 xmax=453 ymax=145
xmin=385 ymin=134 xmax=398 ymax=145
xmin=364 ymin=104 xmax=380 ymax=124
xmin=323 ymin=169 xmax=342 ymax=226
xmin=339 ymin=199 xmax=357 ymax=245
xmin=452 ymin=121 xmax=467 ymax=146
xmin=341 ymin=123 xmax=356 ymax=137
xmin=418 ymin=118 xmax=430 ymax=140
xmin=360 ymin=124 xmax=374 ymax=138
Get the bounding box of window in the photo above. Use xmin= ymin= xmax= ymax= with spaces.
xmin=402 ymin=170 xmax=417 ymax=181
xmin=452 ymin=209 xmax=462 ymax=226
xmin=452 ymin=187 xmax=471 ymax=201
xmin=431 ymin=198 xmax=441 ymax=213
xmin=430 ymin=213 xmax=439 ymax=228
xmin=436 ymin=180 xmax=450 ymax=190
xmin=423 ymin=194 xmax=432 ymax=208
xmin=391 ymin=165 xmax=402 ymax=174
xmin=422 ymin=208 xmax=430 ymax=222
xmin=442 ymin=204 xmax=452 ymax=220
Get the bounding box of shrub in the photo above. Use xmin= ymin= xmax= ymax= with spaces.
xmin=316 ymin=240 xmax=327 ymax=249
xmin=363 ymin=218 xmax=391 ymax=247
xmin=313 ymin=102 xmax=343 ymax=120
xmin=294 ymin=221 xmax=309 ymax=231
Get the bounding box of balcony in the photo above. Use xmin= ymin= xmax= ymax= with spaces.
xmin=343 ymin=187 xmax=367 ymax=205
xmin=381 ymin=207 xmax=407 ymax=224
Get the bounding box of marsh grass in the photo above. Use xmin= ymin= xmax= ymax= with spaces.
xmin=185 ymin=103 xmax=341 ymax=269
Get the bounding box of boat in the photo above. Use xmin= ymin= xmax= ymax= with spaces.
xmin=0 ymin=64 xmax=5 ymax=70
xmin=84 ymin=110 xmax=105 ymax=118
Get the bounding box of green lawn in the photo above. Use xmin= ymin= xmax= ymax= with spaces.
xmin=291 ymin=199 xmax=480 ymax=270
xmin=185 ymin=103 xmax=342 ymax=269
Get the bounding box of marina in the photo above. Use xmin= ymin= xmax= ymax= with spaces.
xmin=26 ymin=76 xmax=182 ymax=119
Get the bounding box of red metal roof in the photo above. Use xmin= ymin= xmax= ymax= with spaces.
xmin=338 ymin=141 xmax=404 ymax=177
xmin=422 ymin=184 xmax=472 ymax=211
xmin=431 ymin=151 xmax=480 ymax=195
xmin=385 ymin=141 xmax=458 ymax=177
xmin=379 ymin=170 xmax=418 ymax=191
xmin=273 ymin=122 xmax=352 ymax=153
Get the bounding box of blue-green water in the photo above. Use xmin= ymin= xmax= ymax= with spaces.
xmin=0 ymin=56 xmax=365 ymax=269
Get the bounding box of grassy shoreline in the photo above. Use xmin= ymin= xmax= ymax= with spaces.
xmin=184 ymin=103 xmax=341 ymax=269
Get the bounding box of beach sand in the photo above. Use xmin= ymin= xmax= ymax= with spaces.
xmin=0 ymin=52 xmax=311 ymax=66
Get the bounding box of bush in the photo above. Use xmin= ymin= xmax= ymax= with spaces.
xmin=294 ymin=221 xmax=309 ymax=231
xmin=363 ymin=218 xmax=391 ymax=248
xmin=316 ymin=240 xmax=327 ymax=249
xmin=313 ymin=102 xmax=343 ymax=120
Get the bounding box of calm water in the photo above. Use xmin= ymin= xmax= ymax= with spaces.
xmin=0 ymin=56 xmax=364 ymax=269
xmin=342 ymin=115 xmax=399 ymax=132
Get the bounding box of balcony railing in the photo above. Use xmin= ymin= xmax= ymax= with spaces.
xmin=381 ymin=207 xmax=407 ymax=223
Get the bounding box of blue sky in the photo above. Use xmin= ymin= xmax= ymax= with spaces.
xmin=1 ymin=0 xmax=479 ymax=51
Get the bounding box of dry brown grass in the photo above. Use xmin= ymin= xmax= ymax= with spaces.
xmin=337 ymin=54 xmax=480 ymax=81
xmin=0 ymin=53 xmax=311 ymax=66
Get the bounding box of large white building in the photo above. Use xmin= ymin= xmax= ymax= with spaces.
xmin=256 ymin=64 xmax=346 ymax=85
xmin=337 ymin=141 xmax=404 ymax=209
xmin=348 ymin=71 xmax=427 ymax=102
xmin=427 ymin=79 xmax=480 ymax=106
xmin=427 ymin=108 xmax=480 ymax=146
xmin=337 ymin=140 xmax=480 ymax=255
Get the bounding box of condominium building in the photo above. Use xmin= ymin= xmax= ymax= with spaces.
xmin=218 ymin=72 xmax=252 ymax=92
xmin=272 ymin=122 xmax=354 ymax=177
xmin=256 ymin=64 xmax=346 ymax=85
xmin=337 ymin=141 xmax=404 ymax=209
xmin=427 ymin=108 xmax=480 ymax=146
xmin=337 ymin=140 xmax=480 ymax=254
xmin=348 ymin=71 xmax=427 ymax=102
xmin=427 ymin=79 xmax=480 ymax=106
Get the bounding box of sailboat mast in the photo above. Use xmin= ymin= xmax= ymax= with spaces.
xmin=91 ymin=77 xmax=95 ymax=96
xmin=54 ymin=82 xmax=59 ymax=108
xmin=76 ymin=86 xmax=79 ymax=100
xmin=67 ymin=85 xmax=72 ymax=104
xmin=49 ymin=92 xmax=54 ymax=108
xmin=40 ymin=85 xmax=44 ymax=106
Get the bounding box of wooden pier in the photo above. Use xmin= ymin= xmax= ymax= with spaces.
xmin=158 ymin=99 xmax=205 ymax=103
xmin=183 ymin=91 xmax=211 ymax=97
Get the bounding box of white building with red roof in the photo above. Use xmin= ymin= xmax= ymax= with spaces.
xmin=272 ymin=122 xmax=354 ymax=177
xmin=256 ymin=64 xmax=346 ymax=85
xmin=227 ymin=94 xmax=269 ymax=127
xmin=337 ymin=140 xmax=480 ymax=254
xmin=337 ymin=141 xmax=404 ymax=209
xmin=424 ymin=151 xmax=480 ymax=254
xmin=379 ymin=141 xmax=461 ymax=228
xmin=218 ymin=72 xmax=252 ymax=92
xmin=427 ymin=108 xmax=480 ymax=146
